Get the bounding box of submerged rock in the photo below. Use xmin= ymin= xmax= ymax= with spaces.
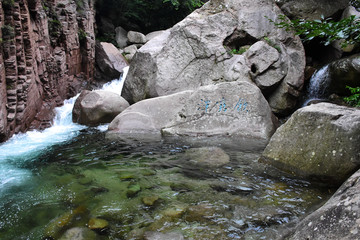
xmin=72 ymin=90 xmax=129 ymax=126
xmin=184 ymin=147 xmax=230 ymax=167
xmin=122 ymin=0 xmax=305 ymax=115
xmin=59 ymin=227 xmax=98 ymax=240
xmin=144 ymin=231 xmax=185 ymax=240
xmin=142 ymin=195 xmax=160 ymax=206
xmin=88 ymin=218 xmax=109 ymax=230
xmin=108 ymin=81 xmax=277 ymax=150
xmin=261 ymin=103 xmax=360 ymax=186
xmin=286 ymin=169 xmax=360 ymax=240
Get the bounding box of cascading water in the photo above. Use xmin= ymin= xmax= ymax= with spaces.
xmin=302 ymin=64 xmax=331 ymax=106
xmin=0 ymin=66 xmax=129 ymax=194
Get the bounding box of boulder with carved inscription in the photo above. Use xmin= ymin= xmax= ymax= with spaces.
xmin=108 ymin=81 xmax=277 ymax=150
xmin=122 ymin=0 xmax=305 ymax=115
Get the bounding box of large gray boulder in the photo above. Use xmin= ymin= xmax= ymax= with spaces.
xmin=108 ymin=81 xmax=277 ymax=150
xmin=275 ymin=0 xmax=350 ymax=20
xmin=115 ymin=26 xmax=128 ymax=48
xmin=285 ymin=168 xmax=360 ymax=240
xmin=261 ymin=103 xmax=360 ymax=186
xmin=122 ymin=0 xmax=305 ymax=115
xmin=72 ymin=90 xmax=130 ymax=126
xmin=95 ymin=42 xmax=129 ymax=81
xmin=327 ymin=54 xmax=360 ymax=96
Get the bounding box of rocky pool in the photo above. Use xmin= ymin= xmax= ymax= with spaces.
xmin=0 ymin=127 xmax=333 ymax=240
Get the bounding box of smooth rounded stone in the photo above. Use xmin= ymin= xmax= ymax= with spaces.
xmin=184 ymin=147 xmax=230 ymax=167
xmin=275 ymin=0 xmax=349 ymax=20
xmin=88 ymin=218 xmax=109 ymax=230
xmin=126 ymin=183 xmax=141 ymax=198
xmin=185 ymin=203 xmax=216 ymax=222
xmin=144 ymin=231 xmax=185 ymax=240
xmin=122 ymin=0 xmax=305 ymax=115
xmin=332 ymin=6 xmax=360 ymax=53
xmin=59 ymin=227 xmax=98 ymax=240
xmin=95 ymin=42 xmax=128 ymax=81
xmin=145 ymin=30 xmax=166 ymax=42
xmin=45 ymin=206 xmax=88 ymax=239
xmin=261 ymin=102 xmax=360 ymax=186
xmin=72 ymin=90 xmax=129 ymax=126
xmin=163 ymin=205 xmax=187 ymax=219
xmin=115 ymin=26 xmax=128 ymax=48
xmin=142 ymin=195 xmax=159 ymax=206
xmin=127 ymin=31 xmax=147 ymax=44
xmin=327 ymin=55 xmax=360 ymax=96
xmin=286 ymin=169 xmax=360 ymax=240
xmin=123 ymin=44 xmax=138 ymax=62
xmin=109 ymin=81 xmax=277 ymax=151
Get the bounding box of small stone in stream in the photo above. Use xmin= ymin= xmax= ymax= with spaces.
xmin=59 ymin=227 xmax=98 ymax=240
xmin=144 ymin=231 xmax=185 ymax=240
xmin=185 ymin=204 xmax=216 ymax=222
xmin=142 ymin=195 xmax=159 ymax=206
xmin=88 ymin=218 xmax=109 ymax=230
xmin=126 ymin=183 xmax=141 ymax=198
xmin=210 ymin=183 xmax=254 ymax=195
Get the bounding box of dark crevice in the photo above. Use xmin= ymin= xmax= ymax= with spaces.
xmin=223 ymin=29 xmax=257 ymax=52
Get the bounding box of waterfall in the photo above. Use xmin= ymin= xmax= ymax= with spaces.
xmin=302 ymin=65 xmax=331 ymax=106
xmin=0 ymin=66 xmax=129 ymax=193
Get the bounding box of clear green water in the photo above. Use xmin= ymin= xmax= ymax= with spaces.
xmin=0 ymin=129 xmax=332 ymax=240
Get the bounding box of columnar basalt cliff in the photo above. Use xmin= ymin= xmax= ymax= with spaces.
xmin=0 ymin=0 xmax=95 ymax=142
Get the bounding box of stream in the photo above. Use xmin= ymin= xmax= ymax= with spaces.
xmin=0 ymin=68 xmax=332 ymax=240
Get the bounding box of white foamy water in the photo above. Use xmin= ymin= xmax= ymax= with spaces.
xmin=0 ymin=66 xmax=129 ymax=192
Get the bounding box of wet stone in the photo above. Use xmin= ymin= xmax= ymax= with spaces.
xmin=127 ymin=183 xmax=141 ymax=198
xmin=88 ymin=218 xmax=109 ymax=230
xmin=59 ymin=227 xmax=98 ymax=240
xmin=142 ymin=195 xmax=159 ymax=206
xmin=144 ymin=231 xmax=185 ymax=240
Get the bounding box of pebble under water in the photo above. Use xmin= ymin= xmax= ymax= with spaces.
xmin=0 ymin=129 xmax=333 ymax=240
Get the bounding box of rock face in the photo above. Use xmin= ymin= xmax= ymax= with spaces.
xmin=122 ymin=0 xmax=305 ymax=115
xmin=327 ymin=54 xmax=360 ymax=96
xmin=0 ymin=0 xmax=95 ymax=142
xmin=275 ymin=0 xmax=350 ymax=20
xmin=285 ymin=169 xmax=360 ymax=240
xmin=108 ymin=81 xmax=277 ymax=150
xmin=261 ymin=103 xmax=360 ymax=186
xmin=95 ymin=42 xmax=129 ymax=82
xmin=73 ymin=90 xmax=129 ymax=126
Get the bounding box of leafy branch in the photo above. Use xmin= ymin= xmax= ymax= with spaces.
xmin=344 ymin=86 xmax=360 ymax=107
xmin=268 ymin=15 xmax=360 ymax=47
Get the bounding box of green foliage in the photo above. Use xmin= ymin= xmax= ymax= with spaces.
xmin=49 ymin=19 xmax=62 ymax=38
xmin=231 ymin=47 xmax=247 ymax=55
xmin=351 ymin=0 xmax=360 ymax=9
xmin=1 ymin=25 xmax=15 ymax=38
xmin=344 ymin=86 xmax=360 ymax=107
xmin=2 ymin=0 xmax=15 ymax=9
xmin=269 ymin=15 xmax=360 ymax=47
xmin=163 ymin=0 xmax=204 ymax=10
xmin=263 ymin=36 xmax=281 ymax=53
xmin=78 ymin=29 xmax=87 ymax=43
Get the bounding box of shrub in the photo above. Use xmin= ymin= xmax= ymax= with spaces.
xmin=268 ymin=15 xmax=360 ymax=48
xmin=344 ymin=86 xmax=360 ymax=107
